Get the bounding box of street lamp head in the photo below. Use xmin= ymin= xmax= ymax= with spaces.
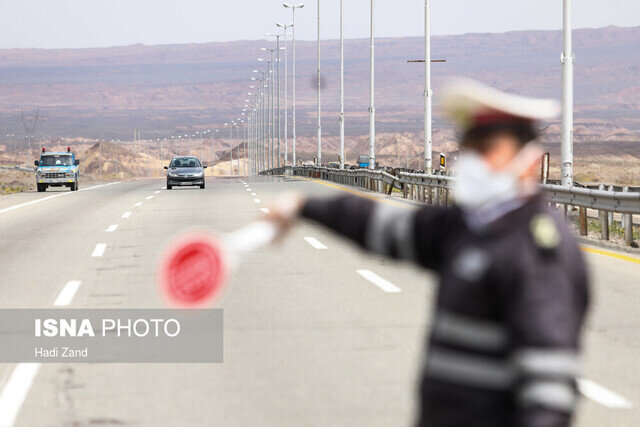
xmin=283 ymin=2 xmax=292 ymax=7
xmin=297 ymin=3 xmax=304 ymax=8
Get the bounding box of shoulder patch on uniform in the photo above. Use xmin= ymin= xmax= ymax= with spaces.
xmin=530 ymin=214 xmax=560 ymax=249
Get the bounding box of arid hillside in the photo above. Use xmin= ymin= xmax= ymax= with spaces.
xmin=0 ymin=26 xmax=639 ymax=183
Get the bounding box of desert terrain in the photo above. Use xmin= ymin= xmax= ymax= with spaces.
xmin=1 ymin=25 xmax=639 ymax=184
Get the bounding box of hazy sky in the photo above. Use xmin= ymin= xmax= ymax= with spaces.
xmin=0 ymin=0 xmax=638 ymax=49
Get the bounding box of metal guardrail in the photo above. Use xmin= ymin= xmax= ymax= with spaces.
xmin=262 ymin=165 xmax=640 ymax=247
xmin=0 ymin=165 xmax=34 ymax=173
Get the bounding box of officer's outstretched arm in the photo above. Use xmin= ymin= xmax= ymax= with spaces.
xmin=297 ymin=194 xmax=450 ymax=269
xmin=505 ymin=239 xmax=589 ymax=427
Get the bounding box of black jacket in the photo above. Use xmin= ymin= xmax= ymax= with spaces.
xmin=301 ymin=193 xmax=589 ymax=427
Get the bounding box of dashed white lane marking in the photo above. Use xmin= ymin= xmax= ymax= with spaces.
xmin=304 ymin=237 xmax=328 ymax=250
xmin=246 ymin=188 xmax=251 ymax=192
xmin=254 ymin=199 xmax=261 ymax=204
xmin=121 ymin=211 xmax=132 ymax=219
xmin=0 ymin=363 xmax=41 ymax=427
xmin=54 ymin=280 xmax=82 ymax=306
xmin=91 ymin=243 xmax=107 ymax=257
xmin=578 ymin=379 xmax=633 ymax=409
xmin=260 ymin=208 xmax=270 ymax=214
xmin=135 ymin=202 xmax=143 ymax=207
xmin=145 ymin=196 xmax=153 ymax=200
xmin=356 ymin=270 xmax=401 ymax=293
xmin=251 ymin=192 xmax=257 ymax=196
xmin=155 ymin=190 xmax=160 ymax=194
xmin=106 ymin=224 xmax=119 ymax=232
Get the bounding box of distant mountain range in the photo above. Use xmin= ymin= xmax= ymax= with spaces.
xmin=0 ymin=25 xmax=639 ymax=152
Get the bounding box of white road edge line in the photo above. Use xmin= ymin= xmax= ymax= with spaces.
xmin=78 ymin=182 xmax=116 ymax=192
xmin=0 ymin=193 xmax=70 ymax=214
xmin=134 ymin=202 xmax=143 ymax=207
xmin=578 ymin=379 xmax=633 ymax=409
xmin=54 ymin=280 xmax=82 ymax=306
xmin=0 ymin=363 xmax=41 ymax=427
xmin=92 ymin=243 xmax=107 ymax=257
xmin=105 ymin=224 xmax=119 ymax=232
xmin=145 ymin=196 xmax=153 ymax=200
xmin=304 ymin=237 xmax=328 ymax=250
xmin=254 ymin=199 xmax=261 ymax=203
xmin=260 ymin=208 xmax=270 ymax=214
xmin=121 ymin=211 xmax=132 ymax=219
xmin=356 ymin=269 xmax=401 ymax=293
xmin=0 ymin=181 xmax=123 ymax=215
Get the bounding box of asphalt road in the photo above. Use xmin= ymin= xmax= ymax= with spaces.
xmin=0 ymin=175 xmax=638 ymax=426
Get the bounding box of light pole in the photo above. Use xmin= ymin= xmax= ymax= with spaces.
xmin=212 ymin=129 xmax=218 ymax=176
xmin=368 ymin=0 xmax=376 ymax=170
xmin=276 ymin=22 xmax=292 ymax=166
xmin=266 ymin=33 xmax=283 ymax=167
xmin=243 ymin=119 xmax=248 ymax=175
xmin=224 ymin=123 xmax=230 ymax=175
xmin=283 ymin=3 xmax=304 ymax=166
xmin=561 ymin=0 xmax=574 ymax=187
xmin=316 ymin=0 xmax=322 ymax=166
xmin=252 ymin=71 xmax=266 ymax=171
xmin=339 ymin=0 xmax=345 ymax=169
xmin=259 ymin=55 xmax=274 ymax=170
xmin=424 ymin=0 xmax=432 ymax=172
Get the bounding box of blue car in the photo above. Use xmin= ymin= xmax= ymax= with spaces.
xmin=34 ymin=147 xmax=80 ymax=192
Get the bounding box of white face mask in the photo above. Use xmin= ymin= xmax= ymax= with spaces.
xmin=454 ymin=150 xmax=526 ymax=211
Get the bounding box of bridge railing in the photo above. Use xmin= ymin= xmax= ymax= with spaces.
xmin=261 ymin=166 xmax=640 ymax=247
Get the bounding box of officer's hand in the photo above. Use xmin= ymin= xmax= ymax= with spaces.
xmin=262 ymin=192 xmax=305 ymax=241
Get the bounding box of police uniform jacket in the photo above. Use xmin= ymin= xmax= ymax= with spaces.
xmin=301 ymin=191 xmax=590 ymax=427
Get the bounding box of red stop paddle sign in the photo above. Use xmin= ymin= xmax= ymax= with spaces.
xmin=158 ymin=232 xmax=229 ymax=308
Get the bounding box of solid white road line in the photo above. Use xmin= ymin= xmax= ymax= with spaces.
xmin=105 ymin=224 xmax=119 ymax=232
xmin=53 ymin=280 xmax=82 ymax=306
xmin=304 ymin=237 xmax=328 ymax=250
xmin=356 ymin=270 xmax=401 ymax=293
xmin=0 ymin=192 xmax=71 ymax=214
xmin=121 ymin=211 xmax=132 ymax=218
xmin=78 ymin=182 xmax=117 ymax=192
xmin=145 ymin=196 xmax=153 ymax=200
xmin=254 ymin=199 xmax=261 ymax=203
xmin=578 ymin=379 xmax=633 ymax=409
xmin=0 ymin=363 xmax=41 ymax=427
xmin=91 ymin=243 xmax=107 ymax=257
xmin=260 ymin=208 xmax=270 ymax=214
xmin=134 ymin=202 xmax=143 ymax=207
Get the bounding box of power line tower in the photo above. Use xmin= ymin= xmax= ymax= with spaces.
xmin=20 ymin=109 xmax=40 ymax=166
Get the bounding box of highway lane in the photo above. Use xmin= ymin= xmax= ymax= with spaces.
xmin=0 ymin=176 xmax=638 ymax=426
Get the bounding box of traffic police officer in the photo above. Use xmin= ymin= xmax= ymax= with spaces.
xmin=267 ymin=79 xmax=590 ymax=426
